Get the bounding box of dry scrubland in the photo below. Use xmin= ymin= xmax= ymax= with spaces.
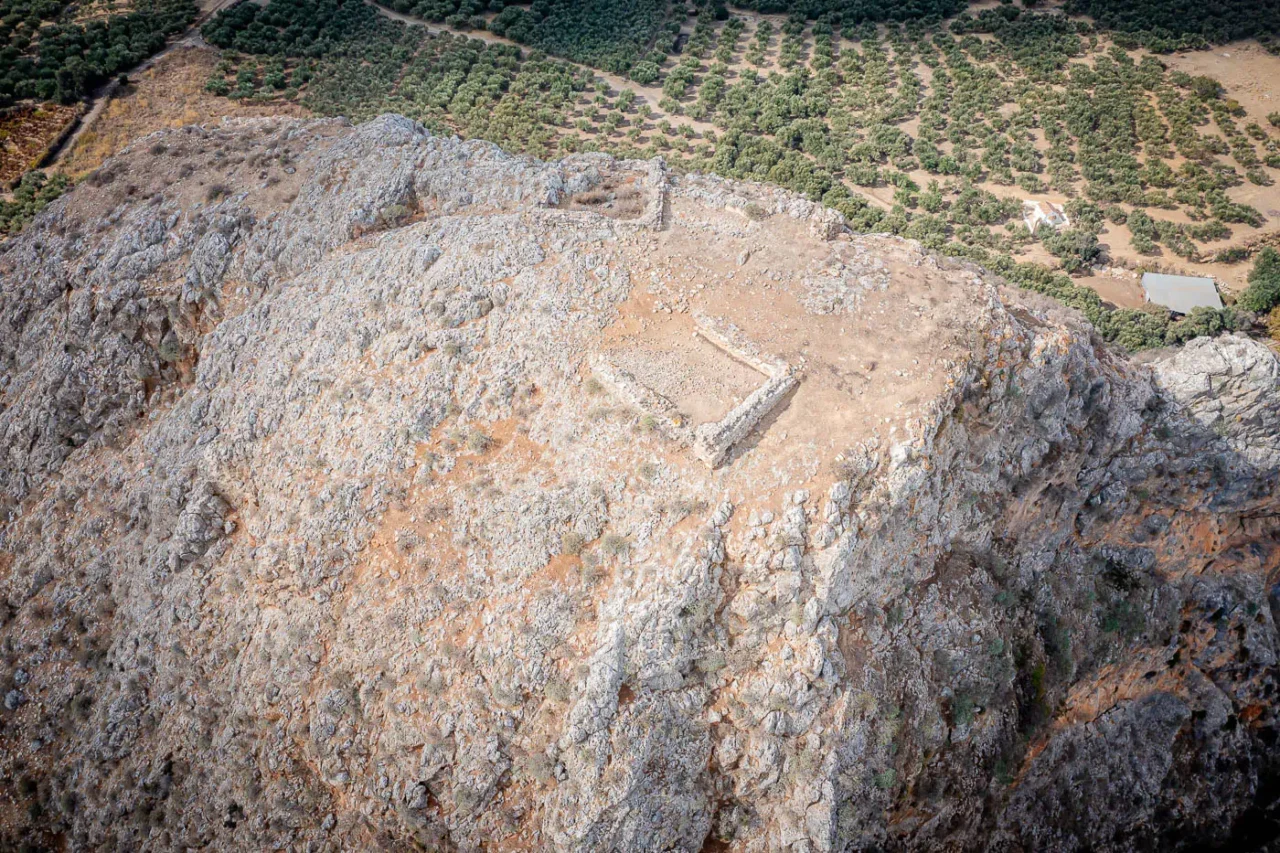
xmin=0 ymin=103 xmax=82 ymax=187
xmin=59 ymin=45 xmax=312 ymax=179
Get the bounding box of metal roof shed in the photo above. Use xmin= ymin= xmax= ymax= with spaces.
xmin=1141 ymin=273 xmax=1223 ymax=315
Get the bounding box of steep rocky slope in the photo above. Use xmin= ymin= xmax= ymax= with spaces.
xmin=1 ymin=115 xmax=1278 ymax=851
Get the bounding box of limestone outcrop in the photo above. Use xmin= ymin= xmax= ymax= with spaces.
xmin=1149 ymin=334 xmax=1280 ymax=471
xmin=1 ymin=115 xmax=1277 ymax=851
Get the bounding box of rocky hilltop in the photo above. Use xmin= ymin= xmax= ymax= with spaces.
xmin=1 ymin=115 xmax=1278 ymax=851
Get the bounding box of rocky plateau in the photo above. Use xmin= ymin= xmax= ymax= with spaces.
xmin=0 ymin=114 xmax=1278 ymax=851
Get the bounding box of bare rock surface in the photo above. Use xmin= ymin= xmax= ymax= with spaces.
xmin=1149 ymin=334 xmax=1280 ymax=471
xmin=1 ymin=115 xmax=1278 ymax=851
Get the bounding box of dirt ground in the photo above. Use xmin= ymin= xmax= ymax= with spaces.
xmin=599 ymin=197 xmax=991 ymax=494
xmin=607 ymin=322 xmax=765 ymax=425
xmin=59 ymin=45 xmax=311 ymax=179
xmin=1158 ymin=41 xmax=1280 ymax=126
xmin=0 ymin=103 xmax=82 ymax=187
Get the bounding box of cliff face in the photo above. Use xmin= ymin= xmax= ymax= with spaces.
xmin=0 ymin=115 xmax=1277 ymax=852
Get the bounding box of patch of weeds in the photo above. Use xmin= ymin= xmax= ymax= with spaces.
xmin=600 ymin=533 xmax=631 ymax=559
xmin=466 ymin=429 xmax=492 ymax=454
xmin=416 ymin=673 xmax=448 ymax=696
xmin=696 ymin=651 xmax=727 ymax=674
xmin=852 ymin=691 xmax=878 ymax=717
xmin=1030 ymin=662 xmax=1046 ymax=706
xmin=373 ymin=203 xmax=412 ymax=230
xmin=793 ymin=742 xmax=821 ymax=774
xmin=1015 ymin=658 xmax=1051 ymax=738
xmin=87 ymin=164 xmax=119 ymax=187
xmin=560 ymin=531 xmax=586 ymax=556
xmin=1040 ymin=614 xmax=1073 ymax=679
xmin=1101 ymin=598 xmax=1145 ymax=639
xmin=491 ymin=683 xmax=522 ymax=707
xmin=666 ymin=497 xmax=710 ymax=519
xmin=785 ymin=601 xmax=805 ymax=627
xmin=1100 ymin=555 xmax=1141 ymax=591
xmin=578 ymin=551 xmax=606 ymax=586
xmin=516 ymin=752 xmax=555 ymax=782
xmin=544 ymin=678 xmax=571 ymax=704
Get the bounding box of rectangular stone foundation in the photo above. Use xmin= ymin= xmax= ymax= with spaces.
xmin=691 ymin=370 xmax=797 ymax=467
xmin=592 ymin=313 xmax=798 ymax=469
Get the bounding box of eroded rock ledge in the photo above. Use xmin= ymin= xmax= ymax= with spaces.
xmin=1 ymin=115 xmax=1278 ymax=851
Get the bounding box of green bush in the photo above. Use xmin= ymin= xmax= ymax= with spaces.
xmin=630 ymin=61 xmax=660 ymax=85
xmin=1064 ymin=0 xmax=1280 ymax=52
xmin=1043 ymin=228 xmax=1102 ymax=273
xmin=1237 ymin=247 xmax=1280 ymax=314
xmin=0 ymin=171 xmax=70 ymax=236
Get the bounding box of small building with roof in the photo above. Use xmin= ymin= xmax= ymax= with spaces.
xmin=1140 ymin=272 xmax=1223 ymax=316
xmin=1022 ymin=200 xmax=1069 ymax=234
